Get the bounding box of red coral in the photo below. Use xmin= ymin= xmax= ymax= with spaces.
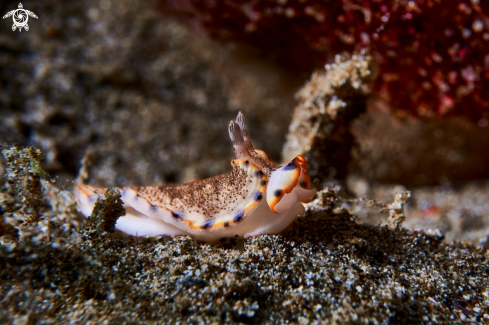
xmin=157 ymin=0 xmax=489 ymax=122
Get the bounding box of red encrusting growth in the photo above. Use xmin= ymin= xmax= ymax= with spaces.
xmin=157 ymin=0 xmax=489 ymax=122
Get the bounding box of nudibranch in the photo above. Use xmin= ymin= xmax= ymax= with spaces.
xmin=75 ymin=112 xmax=316 ymax=242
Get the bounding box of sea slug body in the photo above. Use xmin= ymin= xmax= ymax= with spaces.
xmin=75 ymin=112 xmax=316 ymax=242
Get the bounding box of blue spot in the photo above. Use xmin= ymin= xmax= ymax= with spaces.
xmin=254 ymin=192 xmax=263 ymax=201
xmin=172 ymin=212 xmax=182 ymax=219
xmin=233 ymin=210 xmax=244 ymax=223
xmin=254 ymin=171 xmax=264 ymax=178
xmin=201 ymin=221 xmax=213 ymax=230
xmin=244 ymin=160 xmax=250 ymax=168
xmin=150 ymin=205 xmax=158 ymax=212
xmin=283 ymin=160 xmax=297 ymax=171
xmin=274 ymin=189 xmax=283 ymax=197
xmin=88 ymin=195 xmax=96 ymax=203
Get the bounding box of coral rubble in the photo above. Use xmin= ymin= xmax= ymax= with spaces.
xmin=0 ymin=146 xmax=82 ymax=244
xmin=87 ymin=188 xmax=125 ymax=236
xmin=283 ymin=52 xmax=374 ymax=186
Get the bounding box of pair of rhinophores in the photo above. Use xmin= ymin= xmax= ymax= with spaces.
xmin=76 ymin=112 xmax=316 ymax=242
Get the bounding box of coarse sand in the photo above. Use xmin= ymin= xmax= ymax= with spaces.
xmin=1 ymin=154 xmax=488 ymax=323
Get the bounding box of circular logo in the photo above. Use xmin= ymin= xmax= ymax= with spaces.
xmin=13 ymin=9 xmax=28 ymax=28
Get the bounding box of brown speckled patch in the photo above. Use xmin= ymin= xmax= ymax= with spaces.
xmin=131 ymin=159 xmax=267 ymax=230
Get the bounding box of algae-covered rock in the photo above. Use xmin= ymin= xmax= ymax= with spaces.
xmin=87 ymin=187 xmax=125 ymax=236
xmin=283 ymin=52 xmax=376 ymax=186
xmin=0 ymin=146 xmax=47 ymax=240
xmin=1 ymin=147 xmax=46 ymax=223
xmin=78 ymin=186 xmax=126 ymax=249
xmin=0 ymin=146 xmax=82 ymax=243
